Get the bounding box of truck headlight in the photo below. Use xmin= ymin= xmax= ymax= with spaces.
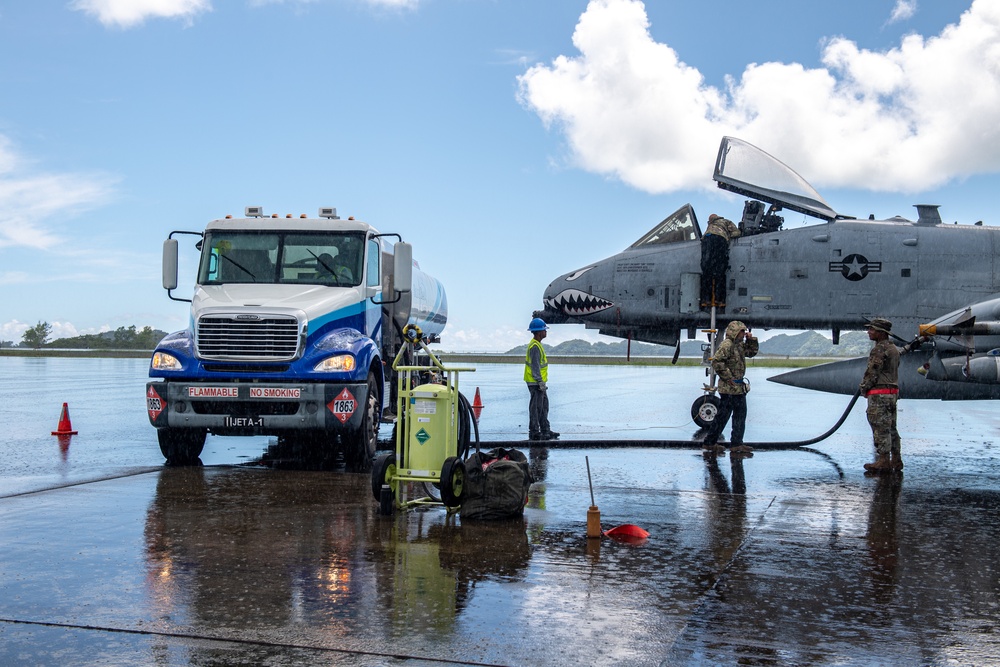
xmin=151 ymin=352 xmax=182 ymax=371
xmin=314 ymin=354 xmax=356 ymax=372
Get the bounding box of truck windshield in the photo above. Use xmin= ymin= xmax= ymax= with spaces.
xmin=198 ymin=231 xmax=365 ymax=287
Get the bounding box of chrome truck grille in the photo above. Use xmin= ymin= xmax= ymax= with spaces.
xmin=196 ymin=315 xmax=301 ymax=361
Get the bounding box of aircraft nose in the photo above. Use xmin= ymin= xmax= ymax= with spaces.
xmin=541 ymin=265 xmax=615 ymax=319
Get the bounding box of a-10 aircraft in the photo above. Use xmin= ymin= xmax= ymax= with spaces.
xmin=534 ymin=136 xmax=1000 ymax=425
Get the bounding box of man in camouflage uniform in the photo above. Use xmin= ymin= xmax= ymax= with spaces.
xmin=703 ymin=320 xmax=758 ymax=454
xmin=700 ymin=213 xmax=741 ymax=308
xmin=859 ymin=318 xmax=902 ymax=473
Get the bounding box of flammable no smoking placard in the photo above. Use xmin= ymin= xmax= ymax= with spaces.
xmin=250 ymin=387 xmax=301 ymax=399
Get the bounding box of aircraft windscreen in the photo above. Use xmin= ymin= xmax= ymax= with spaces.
xmin=714 ymin=137 xmax=837 ymax=221
xmin=630 ymin=205 xmax=699 ymax=248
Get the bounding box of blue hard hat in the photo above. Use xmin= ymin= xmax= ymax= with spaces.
xmin=528 ymin=317 xmax=549 ymax=332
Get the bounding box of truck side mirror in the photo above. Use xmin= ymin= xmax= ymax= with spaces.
xmin=163 ymin=239 xmax=179 ymax=290
xmin=393 ymin=242 xmax=412 ymax=294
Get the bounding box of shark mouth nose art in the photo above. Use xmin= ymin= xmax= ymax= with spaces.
xmin=546 ymin=289 xmax=614 ymax=316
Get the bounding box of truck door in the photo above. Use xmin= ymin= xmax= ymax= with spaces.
xmin=365 ymin=238 xmax=382 ymax=345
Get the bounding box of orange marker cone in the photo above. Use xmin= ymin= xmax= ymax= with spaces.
xmin=51 ymin=402 xmax=79 ymax=436
xmin=471 ymin=387 xmax=484 ymax=422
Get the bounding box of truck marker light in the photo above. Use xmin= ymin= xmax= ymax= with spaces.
xmin=151 ymin=352 xmax=182 ymax=371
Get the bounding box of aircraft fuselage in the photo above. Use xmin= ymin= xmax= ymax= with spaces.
xmin=540 ymin=217 xmax=1000 ymax=348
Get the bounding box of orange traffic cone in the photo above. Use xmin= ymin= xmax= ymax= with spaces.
xmin=471 ymin=387 xmax=484 ymax=423
xmin=51 ymin=402 xmax=79 ymax=436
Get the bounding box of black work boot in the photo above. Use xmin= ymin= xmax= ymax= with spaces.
xmin=864 ymin=454 xmax=892 ymax=473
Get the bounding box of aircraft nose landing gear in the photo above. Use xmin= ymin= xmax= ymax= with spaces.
xmin=692 ymin=304 xmax=722 ymax=430
xmin=692 ymin=394 xmax=721 ymax=429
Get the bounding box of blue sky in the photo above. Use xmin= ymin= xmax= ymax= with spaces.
xmin=2 ymin=0 xmax=998 ymax=351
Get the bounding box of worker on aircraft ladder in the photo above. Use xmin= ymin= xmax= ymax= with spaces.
xmin=700 ymin=213 xmax=741 ymax=310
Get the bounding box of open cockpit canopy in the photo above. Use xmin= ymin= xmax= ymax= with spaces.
xmin=714 ymin=136 xmax=838 ymax=222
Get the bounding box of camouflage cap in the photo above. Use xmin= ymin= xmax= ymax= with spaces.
xmin=865 ymin=318 xmax=892 ymax=334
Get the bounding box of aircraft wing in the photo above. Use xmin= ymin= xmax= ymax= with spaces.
xmin=768 ymin=351 xmax=1000 ymax=400
xmin=771 ymin=294 xmax=1000 ymax=399
xmin=714 ymin=136 xmax=838 ymax=222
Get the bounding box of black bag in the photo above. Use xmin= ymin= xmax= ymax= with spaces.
xmin=460 ymin=448 xmax=534 ymax=521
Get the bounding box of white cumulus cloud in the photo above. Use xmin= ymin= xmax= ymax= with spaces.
xmin=0 ymin=320 xmax=30 ymax=343
xmin=888 ymin=0 xmax=917 ymax=24
xmin=517 ymin=0 xmax=1000 ymax=193
xmin=69 ymin=0 xmax=212 ymax=28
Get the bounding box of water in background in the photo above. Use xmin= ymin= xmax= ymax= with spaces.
xmin=2 ymin=356 xmax=999 ymax=495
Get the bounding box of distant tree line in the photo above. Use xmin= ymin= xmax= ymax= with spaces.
xmin=3 ymin=321 xmax=167 ymax=350
xmin=504 ymin=330 xmax=874 ymax=358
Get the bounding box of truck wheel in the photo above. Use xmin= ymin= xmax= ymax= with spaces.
xmin=345 ymin=372 xmax=380 ymax=473
xmin=440 ymin=456 xmax=465 ymax=508
xmin=157 ymin=428 xmax=206 ymax=466
xmin=691 ymin=395 xmax=721 ymax=429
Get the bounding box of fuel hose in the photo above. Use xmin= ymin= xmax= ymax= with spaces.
xmin=479 ymin=390 xmax=862 ymax=451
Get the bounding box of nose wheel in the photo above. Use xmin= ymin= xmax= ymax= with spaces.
xmin=691 ymin=395 xmax=721 ymax=429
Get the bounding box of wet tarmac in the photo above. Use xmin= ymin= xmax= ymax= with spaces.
xmin=3 ymin=357 xmax=1000 ymax=665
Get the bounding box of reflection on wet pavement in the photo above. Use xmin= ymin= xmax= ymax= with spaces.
xmin=3 ymin=451 xmax=1000 ymax=666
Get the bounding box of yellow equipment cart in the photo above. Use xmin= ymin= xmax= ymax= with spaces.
xmin=371 ymin=325 xmax=476 ymax=514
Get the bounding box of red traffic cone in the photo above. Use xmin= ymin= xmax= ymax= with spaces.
xmin=51 ymin=402 xmax=79 ymax=436
xmin=471 ymin=387 xmax=484 ymax=422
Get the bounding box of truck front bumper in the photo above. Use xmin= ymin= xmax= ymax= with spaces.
xmin=145 ymin=381 xmax=369 ymax=434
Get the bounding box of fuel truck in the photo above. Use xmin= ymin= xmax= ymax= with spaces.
xmin=145 ymin=206 xmax=448 ymax=469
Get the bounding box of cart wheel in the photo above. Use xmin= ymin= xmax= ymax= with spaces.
xmin=371 ymin=452 xmax=396 ymax=502
xmin=691 ymin=395 xmax=721 ymax=429
xmin=440 ymin=456 xmax=466 ymax=508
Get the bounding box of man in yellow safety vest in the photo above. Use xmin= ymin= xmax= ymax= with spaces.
xmin=525 ymin=318 xmax=559 ymax=441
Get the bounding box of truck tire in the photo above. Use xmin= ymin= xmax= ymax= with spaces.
xmin=345 ymin=372 xmax=380 ymax=472
xmin=157 ymin=428 xmax=206 ymax=466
